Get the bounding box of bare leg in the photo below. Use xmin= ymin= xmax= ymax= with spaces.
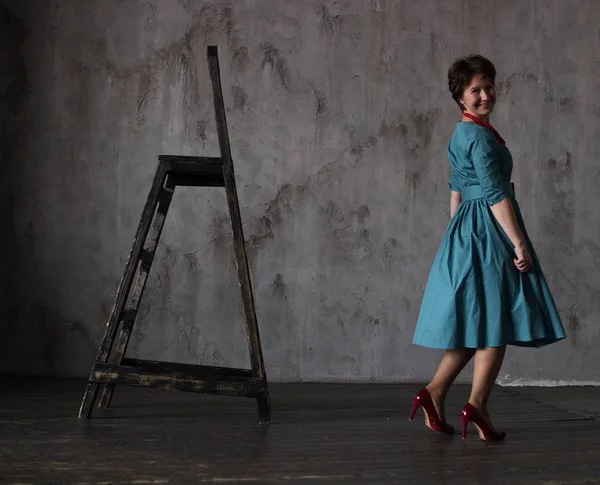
xmin=426 ymin=348 xmax=475 ymax=422
xmin=468 ymin=346 xmax=507 ymax=435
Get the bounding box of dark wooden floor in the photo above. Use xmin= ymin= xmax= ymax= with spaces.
xmin=1 ymin=376 xmax=600 ymax=484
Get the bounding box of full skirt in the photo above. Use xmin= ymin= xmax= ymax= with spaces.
xmin=412 ymin=198 xmax=566 ymax=349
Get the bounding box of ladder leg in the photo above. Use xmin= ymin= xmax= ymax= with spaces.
xmin=78 ymin=382 xmax=100 ymax=419
xmin=98 ymin=179 xmax=175 ymax=408
xmin=208 ymin=46 xmax=271 ymax=423
xmin=79 ymin=161 xmax=169 ymax=418
xmin=96 ymin=319 xmax=132 ymax=408
xmin=225 ymin=175 xmax=270 ymax=415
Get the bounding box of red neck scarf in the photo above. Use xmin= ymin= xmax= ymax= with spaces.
xmin=462 ymin=111 xmax=505 ymax=145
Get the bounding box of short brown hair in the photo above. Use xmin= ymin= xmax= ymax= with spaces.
xmin=448 ymin=55 xmax=496 ymax=110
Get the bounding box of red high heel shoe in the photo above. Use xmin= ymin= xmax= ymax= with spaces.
xmin=460 ymin=403 xmax=506 ymax=441
xmin=409 ymin=388 xmax=454 ymax=435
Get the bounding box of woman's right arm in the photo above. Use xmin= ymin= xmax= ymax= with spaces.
xmin=489 ymin=198 xmax=532 ymax=272
xmin=470 ymin=131 xmax=533 ymax=272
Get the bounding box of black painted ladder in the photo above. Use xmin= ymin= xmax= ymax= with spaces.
xmin=78 ymin=46 xmax=271 ymax=423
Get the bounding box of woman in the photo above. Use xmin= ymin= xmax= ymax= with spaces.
xmin=410 ymin=55 xmax=566 ymax=441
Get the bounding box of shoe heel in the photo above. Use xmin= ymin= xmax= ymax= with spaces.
xmin=409 ymin=399 xmax=419 ymax=421
xmin=460 ymin=402 xmax=505 ymax=442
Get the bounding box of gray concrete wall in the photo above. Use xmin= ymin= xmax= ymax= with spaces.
xmin=3 ymin=0 xmax=599 ymax=384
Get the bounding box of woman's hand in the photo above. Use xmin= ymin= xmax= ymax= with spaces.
xmin=513 ymin=244 xmax=533 ymax=272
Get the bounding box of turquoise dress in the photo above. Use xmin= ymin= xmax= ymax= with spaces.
xmin=412 ymin=122 xmax=566 ymax=349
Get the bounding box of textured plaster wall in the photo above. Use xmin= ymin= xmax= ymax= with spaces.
xmin=2 ymin=0 xmax=599 ymax=384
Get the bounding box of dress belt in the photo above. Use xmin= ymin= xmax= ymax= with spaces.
xmin=460 ymin=182 xmax=515 ymax=201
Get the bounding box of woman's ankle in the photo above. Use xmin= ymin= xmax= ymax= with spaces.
xmin=426 ymin=384 xmax=447 ymax=402
xmin=467 ymin=398 xmax=488 ymax=413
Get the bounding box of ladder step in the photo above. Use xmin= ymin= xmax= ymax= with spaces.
xmin=163 ymin=159 xmax=223 ymax=176
xmin=167 ymin=173 xmax=225 ymax=187
xmin=159 ymin=155 xmax=222 ymax=164
xmin=91 ymin=362 xmax=264 ymax=398
xmin=159 ymin=156 xmax=225 ymax=187
xmin=122 ymin=358 xmax=253 ymax=378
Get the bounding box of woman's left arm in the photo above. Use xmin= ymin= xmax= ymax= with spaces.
xmin=450 ymin=190 xmax=462 ymax=218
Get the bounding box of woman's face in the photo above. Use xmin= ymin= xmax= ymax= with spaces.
xmin=460 ymin=73 xmax=496 ymax=118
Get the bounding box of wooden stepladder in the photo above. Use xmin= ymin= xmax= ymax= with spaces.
xmin=78 ymin=46 xmax=271 ymax=423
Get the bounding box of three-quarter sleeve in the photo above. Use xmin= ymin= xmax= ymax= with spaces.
xmin=469 ymin=131 xmax=511 ymax=205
